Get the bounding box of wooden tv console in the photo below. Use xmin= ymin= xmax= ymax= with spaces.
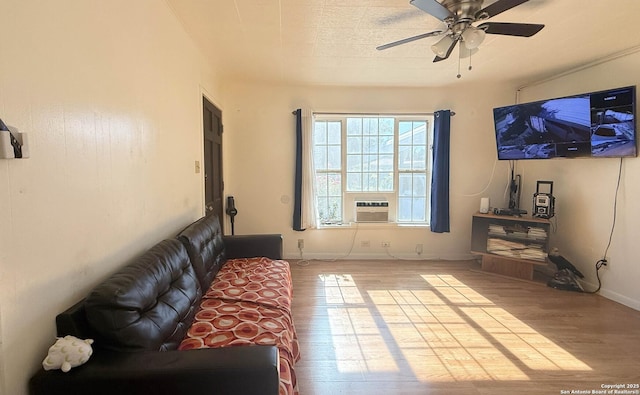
xmin=471 ymin=212 xmax=551 ymax=280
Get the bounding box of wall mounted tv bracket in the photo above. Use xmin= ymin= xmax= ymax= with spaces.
xmin=533 ymin=180 xmax=555 ymax=219
xmin=0 ymin=117 xmax=29 ymax=159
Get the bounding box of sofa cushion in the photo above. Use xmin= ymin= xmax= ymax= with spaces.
xmin=177 ymin=214 xmax=226 ymax=290
xmin=84 ymin=239 xmax=202 ymax=352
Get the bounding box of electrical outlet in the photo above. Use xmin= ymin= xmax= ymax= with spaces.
xmin=416 ymin=244 xmax=423 ymax=255
xmin=297 ymin=239 xmax=304 ymax=249
xmin=381 ymin=241 xmax=391 ymax=248
xmin=360 ymin=240 xmax=370 ymax=248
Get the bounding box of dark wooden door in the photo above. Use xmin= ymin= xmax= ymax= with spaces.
xmin=203 ymin=97 xmax=224 ymax=228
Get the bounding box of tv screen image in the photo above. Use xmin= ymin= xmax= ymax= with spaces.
xmin=493 ymin=86 xmax=637 ymax=160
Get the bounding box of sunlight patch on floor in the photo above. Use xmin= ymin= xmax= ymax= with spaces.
xmin=463 ymin=307 xmax=592 ymax=371
xmin=318 ymin=272 xmax=591 ymax=382
xmin=320 ymin=274 xmax=364 ymax=304
xmin=321 ymin=274 xmax=399 ymax=373
xmin=418 ymin=274 xmax=592 ymax=377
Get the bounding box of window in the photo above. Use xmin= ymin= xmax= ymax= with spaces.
xmin=313 ymin=114 xmax=433 ymax=225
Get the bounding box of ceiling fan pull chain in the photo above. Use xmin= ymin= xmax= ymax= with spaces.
xmin=469 ymin=50 xmax=473 ymax=71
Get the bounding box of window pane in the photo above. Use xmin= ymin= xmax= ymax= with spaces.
xmin=399 ymin=174 xmax=412 ymax=196
xmin=327 ymin=146 xmax=341 ymax=170
xmin=380 ymin=118 xmax=394 ymax=135
xmin=315 ymin=174 xmax=327 ymax=196
xmin=347 ymin=173 xmax=361 ymax=191
xmin=379 ymin=154 xmax=393 ymax=171
xmin=314 ymin=146 xmax=327 ymax=170
xmin=399 ymin=123 xmax=413 ymax=145
xmin=379 ymin=172 xmax=393 ymax=191
xmin=362 ymin=137 xmax=378 ymax=154
xmin=412 ymin=198 xmax=426 ymax=221
xmin=399 ymin=121 xmax=412 ymax=134
xmin=347 ymin=136 xmax=361 ymax=154
xmin=328 ymin=173 xmax=341 ymax=196
xmin=317 ymin=197 xmax=328 ymax=222
xmin=398 ymin=146 xmax=411 ymax=170
xmin=314 ymin=122 xmax=327 ymax=144
xmin=347 ymin=155 xmax=361 ymax=172
xmin=413 ymin=146 xmax=426 ymax=170
xmin=414 ymin=174 xmax=427 ymax=196
xmin=328 ymin=122 xmax=341 ymax=144
xmin=363 ymin=118 xmax=378 ymax=135
xmin=366 ymin=173 xmax=378 ymax=191
xmin=413 ymin=122 xmax=427 ymax=144
xmin=327 ymin=197 xmax=342 ymax=222
xmin=379 ymin=135 xmax=393 ymax=153
xmin=398 ymin=197 xmax=411 ymax=221
xmin=347 ymin=118 xmax=361 ymax=135
xmin=364 ymin=155 xmax=378 ymax=172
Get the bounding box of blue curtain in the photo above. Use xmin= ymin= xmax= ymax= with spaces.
xmin=430 ymin=110 xmax=451 ymax=233
xmin=293 ymin=109 xmax=304 ymax=231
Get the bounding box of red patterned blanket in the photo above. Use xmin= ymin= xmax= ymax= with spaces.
xmin=207 ymin=257 xmax=293 ymax=311
xmin=179 ymin=257 xmax=299 ymax=395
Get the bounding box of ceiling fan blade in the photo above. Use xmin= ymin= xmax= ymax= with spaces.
xmin=433 ymin=39 xmax=458 ymax=62
xmin=478 ymin=22 xmax=544 ymax=37
xmin=376 ymin=30 xmax=443 ymax=50
xmin=377 ymin=9 xmax=421 ymax=26
xmin=477 ymin=0 xmax=529 ymax=19
xmin=410 ymin=0 xmax=453 ymax=21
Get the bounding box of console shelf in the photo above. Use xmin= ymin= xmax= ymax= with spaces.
xmin=471 ymin=212 xmax=551 ymax=280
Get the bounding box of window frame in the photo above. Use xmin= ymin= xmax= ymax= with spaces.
xmin=313 ymin=113 xmax=434 ymax=227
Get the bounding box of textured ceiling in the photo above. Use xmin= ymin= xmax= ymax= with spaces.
xmin=167 ymin=0 xmax=640 ymax=88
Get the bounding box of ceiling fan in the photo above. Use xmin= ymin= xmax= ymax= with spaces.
xmin=377 ymin=0 xmax=545 ymax=63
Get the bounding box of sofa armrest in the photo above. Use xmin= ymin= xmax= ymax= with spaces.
xmin=223 ymin=234 xmax=283 ymax=260
xmin=30 ymin=345 xmax=279 ymax=395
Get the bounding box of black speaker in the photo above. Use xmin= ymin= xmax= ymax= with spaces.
xmin=533 ymin=181 xmax=555 ymax=219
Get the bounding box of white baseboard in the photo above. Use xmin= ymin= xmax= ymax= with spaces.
xmin=582 ymin=282 xmax=640 ymax=311
xmin=284 ymin=251 xmax=476 ymax=262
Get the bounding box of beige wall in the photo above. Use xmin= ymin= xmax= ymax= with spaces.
xmin=515 ymin=51 xmax=640 ymax=310
xmin=222 ymin=81 xmax=516 ymax=260
xmin=0 ymin=1 xmax=222 ymax=394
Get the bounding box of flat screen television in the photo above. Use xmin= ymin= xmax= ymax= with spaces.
xmin=492 ymin=86 xmax=637 ymax=160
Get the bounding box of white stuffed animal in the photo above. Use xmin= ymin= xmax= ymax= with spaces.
xmin=42 ymin=335 xmax=94 ymax=372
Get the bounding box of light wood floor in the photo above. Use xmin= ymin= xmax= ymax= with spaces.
xmin=290 ymin=259 xmax=640 ymax=395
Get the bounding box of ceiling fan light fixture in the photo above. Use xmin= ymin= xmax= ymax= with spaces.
xmin=461 ymin=26 xmax=486 ymax=49
xmin=459 ymin=41 xmax=478 ymax=59
xmin=431 ymin=35 xmax=454 ymax=57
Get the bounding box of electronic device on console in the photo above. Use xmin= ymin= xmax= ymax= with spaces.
xmin=533 ymin=180 xmax=555 ymax=219
xmin=492 ymin=170 xmax=527 ymax=216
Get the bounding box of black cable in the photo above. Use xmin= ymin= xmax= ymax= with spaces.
xmin=584 ymin=158 xmax=623 ymax=294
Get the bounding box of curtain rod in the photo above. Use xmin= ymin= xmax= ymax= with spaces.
xmin=292 ymin=110 xmax=455 ymax=116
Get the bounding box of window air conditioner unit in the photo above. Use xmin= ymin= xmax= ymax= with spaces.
xmin=355 ymin=201 xmax=389 ymax=223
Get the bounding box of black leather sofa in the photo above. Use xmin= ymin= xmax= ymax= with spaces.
xmin=29 ymin=215 xmax=286 ymax=395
